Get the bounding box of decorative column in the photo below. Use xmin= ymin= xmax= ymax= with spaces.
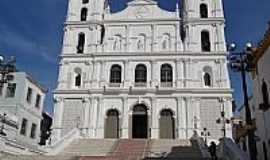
xmin=224 ymin=97 xmax=233 ymax=138
xmin=88 ymin=97 xmax=95 ymax=137
xmin=124 ymin=60 xmax=131 ymax=87
xmin=186 ymin=97 xmax=194 ymax=138
xmin=175 ymin=24 xmax=182 ymax=51
xmin=57 ymin=61 xmax=68 ymax=89
xmin=82 ymin=97 xmax=91 ymax=137
xmin=183 ymin=59 xmax=189 ymax=88
xmin=99 ymin=61 xmax=106 ymax=87
xmin=152 ymin=25 xmax=158 ymax=52
xmin=176 ymin=59 xmax=184 ymax=88
xmin=92 ymin=61 xmax=99 ymax=88
xmin=121 ymin=97 xmax=129 ymax=138
xmin=85 ymin=61 xmax=92 ymax=88
xmin=62 ymin=27 xmax=72 ymax=53
xmin=151 ymin=97 xmax=158 ymax=138
xmin=193 ymin=98 xmax=201 ymax=134
xmin=151 ymin=60 xmax=158 ymax=87
xmin=96 ymin=97 xmax=104 ymax=138
xmin=126 ymin=25 xmax=130 ymax=52
xmin=220 ymin=59 xmax=228 ymax=88
xmin=176 ymin=97 xmax=187 ymax=139
xmin=91 ymin=97 xmax=98 ymax=138
xmin=51 ymin=97 xmax=64 ymax=144
xmin=219 ymin=24 xmax=226 ymax=51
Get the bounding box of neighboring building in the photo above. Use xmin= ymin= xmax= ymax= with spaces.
xmin=52 ymin=0 xmax=233 ymax=143
xmin=252 ymin=24 xmax=270 ymax=160
xmin=0 ymin=72 xmax=46 ymax=154
xmin=233 ymin=96 xmax=256 ymax=156
xmin=39 ymin=112 xmax=52 ymax=146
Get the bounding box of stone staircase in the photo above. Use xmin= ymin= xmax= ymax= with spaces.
xmin=0 ymin=155 xmax=79 ymax=160
xmin=145 ymin=139 xmax=204 ymax=160
xmin=59 ymin=139 xmax=118 ymax=156
xmin=1 ymin=139 xmax=206 ymax=160
xmin=80 ymin=139 xmax=149 ymax=160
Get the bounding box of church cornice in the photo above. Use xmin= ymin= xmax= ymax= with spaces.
xmin=60 ymin=51 xmax=228 ymax=58
xmin=53 ymin=88 xmax=233 ymax=95
xmin=183 ymin=17 xmax=225 ymax=25
xmin=65 ymin=18 xmax=181 ymax=26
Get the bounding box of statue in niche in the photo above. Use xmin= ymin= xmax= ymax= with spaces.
xmin=162 ymin=39 xmax=168 ymax=50
xmin=113 ymin=36 xmax=121 ymax=51
xmin=162 ymin=34 xmax=170 ymax=50
xmin=137 ymin=38 xmax=144 ymax=50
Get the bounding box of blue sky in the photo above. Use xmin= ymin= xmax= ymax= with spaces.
xmin=0 ymin=0 xmax=269 ymax=113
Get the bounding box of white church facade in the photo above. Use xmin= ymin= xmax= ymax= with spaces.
xmin=52 ymin=0 xmax=233 ymax=142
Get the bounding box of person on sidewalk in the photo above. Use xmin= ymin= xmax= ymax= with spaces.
xmin=209 ymin=141 xmax=217 ymax=160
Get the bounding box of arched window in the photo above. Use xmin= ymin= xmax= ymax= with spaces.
xmin=262 ymin=79 xmax=269 ymax=105
xmin=74 ymin=68 xmax=82 ymax=87
xmin=161 ymin=64 xmax=173 ymax=86
xmin=81 ymin=8 xmax=88 ymax=21
xmin=201 ymin=31 xmax=211 ymax=52
xmin=77 ymin=33 xmax=85 ymax=53
xmin=204 ymin=73 xmax=211 ymax=87
xmin=135 ymin=64 xmax=147 ymax=83
xmin=110 ymin=65 xmax=122 ymax=83
xmin=203 ymin=66 xmax=212 ymax=87
xmin=200 ymin=4 xmax=208 ymax=18
xmin=82 ymin=0 xmax=89 ymax=4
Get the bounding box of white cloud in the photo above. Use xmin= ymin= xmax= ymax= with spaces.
xmin=0 ymin=24 xmax=57 ymax=64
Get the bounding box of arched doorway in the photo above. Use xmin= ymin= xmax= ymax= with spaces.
xmin=132 ymin=104 xmax=148 ymax=138
xmin=159 ymin=109 xmax=175 ymax=139
xmin=105 ymin=109 xmax=119 ymax=138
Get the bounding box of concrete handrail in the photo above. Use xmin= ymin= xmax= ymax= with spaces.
xmin=45 ymin=128 xmax=81 ymax=155
xmin=217 ymin=137 xmax=249 ymax=160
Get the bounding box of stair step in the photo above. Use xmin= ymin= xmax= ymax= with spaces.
xmin=2 ymin=139 xmax=205 ymax=160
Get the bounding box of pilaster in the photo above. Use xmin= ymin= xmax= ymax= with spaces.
xmin=99 ymin=61 xmax=106 ymax=87
xmin=124 ymin=60 xmax=131 ymax=87
xmin=82 ymin=97 xmax=91 ymax=137
xmin=85 ymin=61 xmax=92 ymax=88
xmin=121 ymin=97 xmax=129 ymax=138
xmin=151 ymin=97 xmax=158 ymax=138
xmin=176 ymin=59 xmax=184 ymax=88
xmin=92 ymin=61 xmax=99 ymax=88
xmin=151 ymin=60 xmax=158 ymax=87
xmin=51 ymin=97 xmax=64 ymax=143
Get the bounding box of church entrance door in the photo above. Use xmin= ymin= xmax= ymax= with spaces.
xmin=159 ymin=109 xmax=175 ymax=139
xmin=105 ymin=109 xmax=119 ymax=138
xmin=132 ymin=104 xmax=148 ymax=139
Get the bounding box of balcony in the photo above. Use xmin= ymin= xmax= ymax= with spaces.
xmin=134 ymin=82 xmax=147 ymax=87
xmin=160 ymin=82 xmax=173 ymax=88
xmin=109 ymin=83 xmax=121 ymax=88
xmin=259 ymin=103 xmax=270 ymax=112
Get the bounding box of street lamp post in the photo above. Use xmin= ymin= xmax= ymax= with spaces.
xmin=229 ymin=43 xmax=257 ymax=160
xmin=216 ymin=110 xmax=231 ymax=137
xmin=0 ymin=55 xmax=16 ymax=137
xmin=216 ymin=99 xmax=231 ymax=137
